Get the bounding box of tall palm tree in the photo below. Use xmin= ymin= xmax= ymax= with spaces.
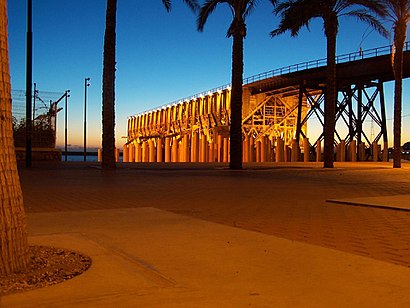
xmin=102 ymin=0 xmax=198 ymax=170
xmin=271 ymin=0 xmax=387 ymax=168
xmin=382 ymin=1 xmax=410 ymax=168
xmin=0 ymin=0 xmax=29 ymax=275
xmin=197 ymin=0 xmax=261 ymax=170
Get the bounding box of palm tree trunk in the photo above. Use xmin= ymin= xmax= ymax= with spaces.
xmin=0 ymin=0 xmax=29 ymax=275
xmin=392 ymin=21 xmax=406 ymax=168
xmin=102 ymin=0 xmax=117 ymax=170
xmin=323 ymin=14 xmax=337 ymax=168
xmin=229 ymin=30 xmax=244 ymax=169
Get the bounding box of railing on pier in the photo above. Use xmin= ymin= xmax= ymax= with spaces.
xmin=134 ymin=42 xmax=408 ymax=116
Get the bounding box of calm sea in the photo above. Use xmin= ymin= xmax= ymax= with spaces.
xmin=61 ymin=154 xmax=123 ymax=162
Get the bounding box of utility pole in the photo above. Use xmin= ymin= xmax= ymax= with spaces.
xmin=84 ymin=78 xmax=90 ymax=161
xmin=32 ymin=82 xmax=37 ymax=122
xmin=64 ymin=90 xmax=70 ymax=162
xmin=25 ymin=0 xmax=33 ymax=168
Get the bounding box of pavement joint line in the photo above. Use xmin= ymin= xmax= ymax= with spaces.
xmin=326 ymin=199 xmax=410 ymax=212
xmin=81 ymin=234 xmax=177 ymax=288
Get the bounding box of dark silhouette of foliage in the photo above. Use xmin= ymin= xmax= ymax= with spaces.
xmin=380 ymin=0 xmax=410 ymax=168
xmin=12 ymin=103 xmax=58 ymax=148
xmin=271 ymin=0 xmax=387 ymax=168
xmin=197 ymin=0 xmax=260 ymax=169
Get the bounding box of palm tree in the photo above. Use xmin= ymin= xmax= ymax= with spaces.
xmin=381 ymin=1 xmax=410 ymax=168
xmin=102 ymin=0 xmax=117 ymax=170
xmin=102 ymin=0 xmax=198 ymax=170
xmin=0 ymin=0 xmax=29 ymax=275
xmin=198 ymin=0 xmax=262 ymax=170
xmin=271 ymin=0 xmax=387 ymax=168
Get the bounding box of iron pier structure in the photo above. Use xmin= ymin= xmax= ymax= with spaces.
xmin=125 ymin=44 xmax=410 ymax=163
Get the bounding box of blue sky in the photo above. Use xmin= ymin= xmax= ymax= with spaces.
xmin=7 ymin=0 xmax=410 ymax=149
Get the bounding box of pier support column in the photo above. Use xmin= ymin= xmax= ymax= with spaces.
xmin=373 ymin=142 xmax=379 ymax=162
xmin=171 ymin=138 xmax=178 ymax=162
xmin=285 ymin=145 xmax=291 ymax=162
xmin=142 ymin=142 xmax=148 ymax=162
xmin=223 ymin=137 xmax=229 ymax=163
xmin=250 ymin=136 xmax=255 ymax=162
xmin=383 ymin=141 xmax=388 ymax=162
xmin=115 ymin=148 xmax=120 ymax=162
xmin=165 ymin=137 xmax=171 ymax=163
xmin=349 ymin=140 xmax=357 ymax=162
xmin=260 ymin=136 xmax=269 ymax=163
xmin=156 ymin=138 xmax=163 ymax=162
xmin=129 ymin=143 xmax=135 ymax=162
xmin=266 ymin=138 xmax=272 ymax=162
xmin=276 ymin=138 xmax=284 ymax=162
xmin=185 ymin=135 xmax=190 ymax=162
xmin=336 ymin=142 xmax=346 ymax=162
xmin=303 ymin=138 xmax=309 ymax=162
xmin=316 ymin=140 xmax=321 ymax=162
xmin=135 ymin=143 xmax=142 ymax=162
xmin=191 ymin=132 xmax=199 ymax=162
xmin=217 ymin=135 xmax=223 ymax=162
xmin=358 ymin=142 xmax=365 ymax=161
xmin=291 ymin=139 xmax=299 ymax=162
xmin=340 ymin=140 xmax=346 ymax=162
xmin=256 ymin=140 xmax=261 ymax=163
xmin=209 ymin=142 xmax=215 ymax=162
xmin=123 ymin=145 xmax=129 ymax=163
xmin=243 ymin=135 xmax=249 ymax=163
xmin=199 ymin=135 xmax=207 ymax=163
xmin=180 ymin=135 xmax=189 ymax=162
xmin=336 ymin=143 xmax=341 ymax=162
xmin=149 ymin=139 xmax=156 ymax=162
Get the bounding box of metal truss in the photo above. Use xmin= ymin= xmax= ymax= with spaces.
xmin=294 ymin=80 xmax=388 ymax=161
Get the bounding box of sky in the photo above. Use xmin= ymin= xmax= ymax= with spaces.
xmin=7 ymin=0 xmax=410 ymax=150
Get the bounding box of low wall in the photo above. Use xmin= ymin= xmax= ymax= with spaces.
xmin=15 ymin=148 xmax=62 ymax=161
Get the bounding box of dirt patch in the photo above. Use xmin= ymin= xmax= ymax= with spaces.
xmin=0 ymin=245 xmax=91 ymax=296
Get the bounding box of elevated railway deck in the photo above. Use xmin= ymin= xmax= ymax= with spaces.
xmin=125 ymin=44 xmax=410 ymax=163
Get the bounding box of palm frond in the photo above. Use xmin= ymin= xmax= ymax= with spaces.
xmin=183 ymin=0 xmax=200 ymax=12
xmin=270 ymin=0 xmax=279 ymax=8
xmin=197 ymin=0 xmax=227 ymax=32
xmin=383 ymin=0 xmax=410 ymax=23
xmin=273 ymin=1 xmax=293 ymax=16
xmin=271 ymin=0 xmax=322 ymax=37
xmin=244 ymin=0 xmax=258 ymax=18
xmin=344 ymin=9 xmax=389 ymax=38
xmin=162 ymin=0 xmax=171 ymax=12
xmin=346 ymin=0 xmax=387 ymax=17
xmin=163 ymin=0 xmax=199 ymax=12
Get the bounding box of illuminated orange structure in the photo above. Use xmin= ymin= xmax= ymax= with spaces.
xmin=125 ymin=85 xmax=308 ymax=163
xmin=126 ymin=44 xmax=410 ymax=163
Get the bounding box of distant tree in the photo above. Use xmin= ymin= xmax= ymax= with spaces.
xmin=0 ymin=0 xmax=29 ymax=275
xmin=380 ymin=0 xmax=410 ymax=168
xmin=13 ymin=103 xmax=58 ymax=148
xmin=271 ymin=0 xmax=387 ymax=168
xmin=102 ymin=0 xmax=198 ymax=170
xmin=197 ymin=0 xmax=262 ymax=169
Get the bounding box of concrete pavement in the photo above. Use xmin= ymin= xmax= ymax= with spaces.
xmin=3 ymin=207 xmax=410 ymax=307
xmin=1 ymin=162 xmax=410 ymax=307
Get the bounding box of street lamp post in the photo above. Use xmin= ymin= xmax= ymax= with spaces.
xmin=25 ymin=0 xmax=33 ymax=168
xmin=64 ymin=90 xmax=70 ymax=162
xmin=83 ymin=78 xmax=90 ymax=162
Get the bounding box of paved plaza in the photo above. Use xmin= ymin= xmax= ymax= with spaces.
xmin=2 ymin=161 xmax=410 ymax=307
